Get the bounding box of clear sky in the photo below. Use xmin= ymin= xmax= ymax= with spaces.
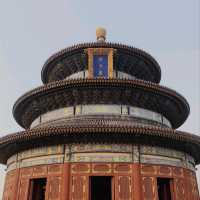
xmin=0 ymin=0 xmax=199 ymax=198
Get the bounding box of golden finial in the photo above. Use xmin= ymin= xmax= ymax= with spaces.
xmin=96 ymin=27 xmax=106 ymax=42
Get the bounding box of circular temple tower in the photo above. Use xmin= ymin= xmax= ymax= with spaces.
xmin=1 ymin=29 xmax=200 ymax=200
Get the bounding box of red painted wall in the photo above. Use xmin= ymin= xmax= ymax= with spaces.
xmin=2 ymin=163 xmax=200 ymax=200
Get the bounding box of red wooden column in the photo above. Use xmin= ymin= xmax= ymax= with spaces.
xmin=13 ymin=169 xmax=20 ymax=200
xmin=3 ymin=169 xmax=20 ymax=200
xmin=133 ymin=163 xmax=142 ymax=200
xmin=62 ymin=163 xmax=70 ymax=200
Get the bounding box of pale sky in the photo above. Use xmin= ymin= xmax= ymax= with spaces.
xmin=0 ymin=0 xmax=199 ymax=198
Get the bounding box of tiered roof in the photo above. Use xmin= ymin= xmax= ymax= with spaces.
xmin=0 ymin=33 xmax=199 ymax=165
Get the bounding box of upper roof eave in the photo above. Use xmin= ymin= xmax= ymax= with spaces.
xmin=41 ymin=42 xmax=161 ymax=83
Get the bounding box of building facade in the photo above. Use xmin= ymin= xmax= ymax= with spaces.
xmin=0 ymin=28 xmax=200 ymax=200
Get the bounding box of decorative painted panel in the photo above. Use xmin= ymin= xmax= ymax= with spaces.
xmin=17 ymin=179 xmax=30 ymax=200
xmin=172 ymin=167 xmax=184 ymax=178
xmin=174 ymin=178 xmax=186 ymax=200
xmin=48 ymin=164 xmax=63 ymax=175
xmin=140 ymin=154 xmax=183 ymax=167
xmin=82 ymin=104 xmax=121 ymax=115
xmin=71 ymin=164 xmax=90 ymax=174
xmin=140 ymin=145 xmax=184 ymax=158
xmin=18 ymin=145 xmax=64 ymax=160
xmin=20 ymin=167 xmax=33 ymax=178
xmin=5 ymin=144 xmax=197 ymax=172
xmin=20 ymin=155 xmax=64 ymax=168
xmin=71 ymin=152 xmax=132 ymax=162
xmin=42 ymin=107 xmax=74 ymax=123
xmin=185 ymin=171 xmax=199 ymax=200
xmin=116 ymin=176 xmax=132 ymax=200
xmin=190 ymin=174 xmax=199 ymax=200
xmin=141 ymin=165 xmax=157 ymax=176
xmin=32 ymin=165 xmax=47 ymax=177
xmin=70 ymin=144 xmax=132 ymax=153
xmin=142 ymin=177 xmax=157 ymax=200
xmin=69 ymin=144 xmax=133 ymax=163
xmin=158 ymin=165 xmax=172 ymax=177
xmin=47 ymin=176 xmax=62 ymax=200
xmin=71 ymin=176 xmax=87 ymax=200
xmin=92 ymin=164 xmax=112 ymax=173
xmin=3 ymin=170 xmax=18 ymax=200
xmin=114 ymin=164 xmax=132 ymax=174
xmin=140 ymin=145 xmax=185 ymax=167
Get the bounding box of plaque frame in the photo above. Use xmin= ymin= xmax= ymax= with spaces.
xmin=87 ymin=48 xmax=114 ymax=78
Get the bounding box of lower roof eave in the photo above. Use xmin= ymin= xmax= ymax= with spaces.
xmin=0 ymin=125 xmax=200 ymax=165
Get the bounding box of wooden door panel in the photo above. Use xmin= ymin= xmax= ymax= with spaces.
xmin=115 ymin=176 xmax=132 ymax=200
xmin=71 ymin=176 xmax=88 ymax=200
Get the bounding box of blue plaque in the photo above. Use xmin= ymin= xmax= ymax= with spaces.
xmin=93 ymin=55 xmax=108 ymax=78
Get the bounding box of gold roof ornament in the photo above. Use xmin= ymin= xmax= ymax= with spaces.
xmin=96 ymin=27 xmax=106 ymax=42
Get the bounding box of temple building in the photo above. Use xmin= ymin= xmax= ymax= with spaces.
xmin=1 ymin=28 xmax=200 ymax=200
